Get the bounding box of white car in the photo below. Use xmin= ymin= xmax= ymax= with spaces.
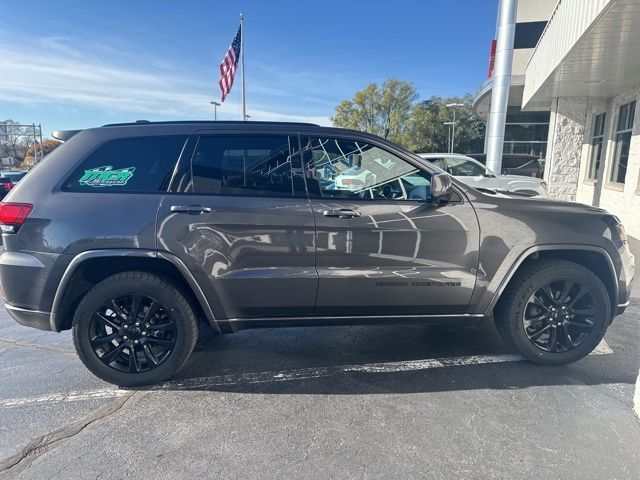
xmin=417 ymin=153 xmax=547 ymax=196
xmin=334 ymin=157 xmax=397 ymax=191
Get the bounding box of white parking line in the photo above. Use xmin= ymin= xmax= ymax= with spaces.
xmin=0 ymin=389 xmax=128 ymax=408
xmin=0 ymin=339 xmax=613 ymax=407
xmin=160 ymin=339 xmax=614 ymax=390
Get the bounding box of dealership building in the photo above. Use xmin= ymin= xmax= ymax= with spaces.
xmin=474 ymin=0 xmax=640 ymax=239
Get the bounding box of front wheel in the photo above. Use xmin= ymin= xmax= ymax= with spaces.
xmin=495 ymin=260 xmax=610 ymax=365
xmin=72 ymin=271 xmax=198 ymax=387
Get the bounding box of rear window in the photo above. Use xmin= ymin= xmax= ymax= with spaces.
xmin=64 ymin=135 xmax=187 ymax=192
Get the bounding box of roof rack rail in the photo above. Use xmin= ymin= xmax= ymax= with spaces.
xmin=101 ymin=120 xmax=319 ymax=127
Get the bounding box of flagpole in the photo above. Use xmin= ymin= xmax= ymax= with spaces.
xmin=240 ymin=12 xmax=246 ymax=121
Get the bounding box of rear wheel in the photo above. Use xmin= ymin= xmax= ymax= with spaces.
xmin=72 ymin=271 xmax=198 ymax=387
xmin=495 ymin=260 xmax=610 ymax=365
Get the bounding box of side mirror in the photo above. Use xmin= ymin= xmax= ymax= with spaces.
xmin=431 ymin=172 xmax=454 ymax=202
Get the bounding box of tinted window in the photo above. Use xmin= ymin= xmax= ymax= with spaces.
xmin=66 ymin=136 xmax=186 ymax=192
xmin=300 ymin=137 xmax=431 ymax=201
xmin=189 ymin=135 xmax=296 ymax=197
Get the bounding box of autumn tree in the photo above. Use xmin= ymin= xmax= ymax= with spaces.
xmin=22 ymin=139 xmax=62 ymax=166
xmin=332 ymin=79 xmax=418 ymax=144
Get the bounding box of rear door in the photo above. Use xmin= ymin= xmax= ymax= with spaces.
xmin=300 ymin=136 xmax=480 ymax=316
xmin=156 ymin=131 xmax=317 ymax=320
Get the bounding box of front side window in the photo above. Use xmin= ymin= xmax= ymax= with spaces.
xmin=66 ymin=135 xmax=187 ymax=192
xmin=587 ymin=112 xmax=606 ymax=180
xmin=442 ymin=157 xmax=486 ymax=177
xmin=609 ymin=100 xmax=636 ymax=184
xmin=300 ymin=137 xmax=431 ymax=201
xmin=187 ymin=135 xmax=298 ymax=197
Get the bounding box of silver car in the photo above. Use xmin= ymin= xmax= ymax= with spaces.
xmin=417 ymin=153 xmax=547 ymax=196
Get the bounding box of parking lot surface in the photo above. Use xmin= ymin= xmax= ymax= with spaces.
xmin=0 ymin=266 xmax=638 ymax=479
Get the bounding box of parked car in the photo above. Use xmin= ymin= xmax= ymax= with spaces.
xmin=417 ymin=153 xmax=547 ymax=196
xmin=0 ymin=171 xmax=29 ymax=200
xmin=0 ymin=121 xmax=633 ymax=386
xmin=467 ymin=153 xmax=544 ymax=178
xmin=3 ymin=171 xmax=28 ymax=184
xmin=0 ymin=176 xmax=14 ymax=200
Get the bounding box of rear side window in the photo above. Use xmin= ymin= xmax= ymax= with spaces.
xmin=64 ymin=135 xmax=187 ymax=192
xmin=186 ymin=135 xmax=298 ymax=197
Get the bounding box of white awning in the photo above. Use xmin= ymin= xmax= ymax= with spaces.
xmin=523 ymin=0 xmax=640 ymax=110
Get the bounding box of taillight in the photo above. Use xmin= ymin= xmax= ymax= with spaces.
xmin=0 ymin=202 xmax=33 ymax=225
xmin=2 ymin=183 xmax=13 ymax=191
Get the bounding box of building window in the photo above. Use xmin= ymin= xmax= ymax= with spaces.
xmin=609 ymin=100 xmax=636 ymax=184
xmin=587 ymin=113 xmax=606 ymax=180
xmin=513 ymin=21 xmax=547 ymax=49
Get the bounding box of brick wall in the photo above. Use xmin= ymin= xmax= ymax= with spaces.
xmin=544 ymin=97 xmax=589 ymax=201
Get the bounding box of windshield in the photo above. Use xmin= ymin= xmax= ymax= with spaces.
xmin=443 ymin=157 xmax=486 ymax=176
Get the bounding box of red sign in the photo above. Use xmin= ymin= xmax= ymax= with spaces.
xmin=488 ymin=39 xmax=497 ymax=78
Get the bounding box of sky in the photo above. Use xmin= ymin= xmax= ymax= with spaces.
xmin=0 ymin=0 xmax=498 ymax=137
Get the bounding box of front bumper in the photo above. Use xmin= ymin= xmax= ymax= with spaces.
xmin=4 ymin=303 xmax=52 ymax=331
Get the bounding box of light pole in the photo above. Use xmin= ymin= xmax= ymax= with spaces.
xmin=446 ymin=102 xmax=464 ymax=153
xmin=244 ymin=114 xmax=251 ymax=121
xmin=210 ymin=101 xmax=221 ymax=121
xmin=444 ymin=122 xmax=454 ymax=153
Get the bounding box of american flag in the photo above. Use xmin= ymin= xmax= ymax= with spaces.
xmin=219 ymin=24 xmax=242 ymax=102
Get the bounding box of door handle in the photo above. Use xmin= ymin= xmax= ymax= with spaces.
xmin=323 ymin=209 xmax=361 ymax=219
xmin=170 ymin=205 xmax=213 ymax=214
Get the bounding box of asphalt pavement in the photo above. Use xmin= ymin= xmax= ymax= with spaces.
xmin=0 ymin=251 xmax=638 ymax=479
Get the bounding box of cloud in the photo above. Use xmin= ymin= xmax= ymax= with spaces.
xmin=0 ymin=35 xmax=331 ymax=125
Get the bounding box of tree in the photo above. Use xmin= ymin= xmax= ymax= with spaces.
xmin=403 ymin=94 xmax=485 ymax=154
xmin=0 ymin=119 xmax=28 ymax=159
xmin=22 ymin=139 xmax=62 ymax=166
xmin=332 ymin=79 xmax=418 ymax=144
xmin=332 ymin=85 xmax=486 ymax=155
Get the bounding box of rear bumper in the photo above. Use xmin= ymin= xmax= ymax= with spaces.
xmin=4 ymin=303 xmax=52 ymax=331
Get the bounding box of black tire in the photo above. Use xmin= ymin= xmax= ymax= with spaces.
xmin=72 ymin=271 xmax=198 ymax=387
xmin=494 ymin=260 xmax=610 ymax=365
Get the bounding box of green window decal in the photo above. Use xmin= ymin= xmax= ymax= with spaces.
xmin=78 ymin=166 xmax=135 ymax=187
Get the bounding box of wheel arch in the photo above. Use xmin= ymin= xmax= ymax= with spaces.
xmin=487 ymin=245 xmax=618 ymax=319
xmin=51 ymin=249 xmax=220 ymax=334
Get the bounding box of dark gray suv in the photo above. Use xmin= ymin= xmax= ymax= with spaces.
xmin=0 ymin=121 xmax=634 ymax=386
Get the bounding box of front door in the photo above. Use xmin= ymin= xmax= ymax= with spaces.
xmin=156 ymin=133 xmax=317 ymax=319
xmin=300 ymin=136 xmax=480 ymax=317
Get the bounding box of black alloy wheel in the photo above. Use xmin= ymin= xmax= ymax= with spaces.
xmin=89 ymin=294 xmax=177 ymax=373
xmin=495 ymin=260 xmax=610 ymax=365
xmin=73 ymin=271 xmax=198 ymax=387
xmin=522 ymin=279 xmax=596 ymax=352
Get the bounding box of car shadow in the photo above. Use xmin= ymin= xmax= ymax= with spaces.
xmin=141 ymin=320 xmax=638 ymax=396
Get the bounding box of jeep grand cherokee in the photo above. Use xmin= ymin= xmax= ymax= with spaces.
xmin=0 ymin=121 xmax=634 ymax=386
